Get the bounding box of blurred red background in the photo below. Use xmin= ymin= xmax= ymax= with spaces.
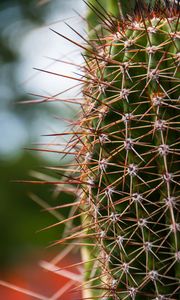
xmin=0 ymin=253 xmax=82 ymax=300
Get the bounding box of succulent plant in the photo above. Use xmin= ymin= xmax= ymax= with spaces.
xmin=36 ymin=0 xmax=180 ymax=299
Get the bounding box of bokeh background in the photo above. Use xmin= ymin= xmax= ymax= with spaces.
xmin=0 ymin=0 xmax=85 ymax=298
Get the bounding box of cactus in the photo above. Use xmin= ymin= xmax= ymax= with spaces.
xmin=44 ymin=0 xmax=180 ymax=299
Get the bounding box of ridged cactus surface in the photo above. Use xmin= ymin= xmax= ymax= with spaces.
xmin=45 ymin=1 xmax=180 ymax=299
xmin=74 ymin=1 xmax=180 ymax=299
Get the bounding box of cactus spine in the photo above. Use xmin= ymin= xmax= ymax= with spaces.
xmin=50 ymin=0 xmax=180 ymax=299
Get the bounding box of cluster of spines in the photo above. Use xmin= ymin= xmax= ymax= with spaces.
xmin=75 ymin=6 xmax=180 ymax=300
xmin=28 ymin=3 xmax=180 ymax=300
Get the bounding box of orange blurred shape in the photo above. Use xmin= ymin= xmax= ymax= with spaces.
xmin=0 ymin=256 xmax=81 ymax=300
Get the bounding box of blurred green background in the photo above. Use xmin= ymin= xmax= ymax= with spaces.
xmin=0 ymin=0 xmax=85 ymax=273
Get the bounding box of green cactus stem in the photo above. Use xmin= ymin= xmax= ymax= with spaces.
xmin=47 ymin=1 xmax=180 ymax=299
xmin=76 ymin=1 xmax=180 ymax=299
